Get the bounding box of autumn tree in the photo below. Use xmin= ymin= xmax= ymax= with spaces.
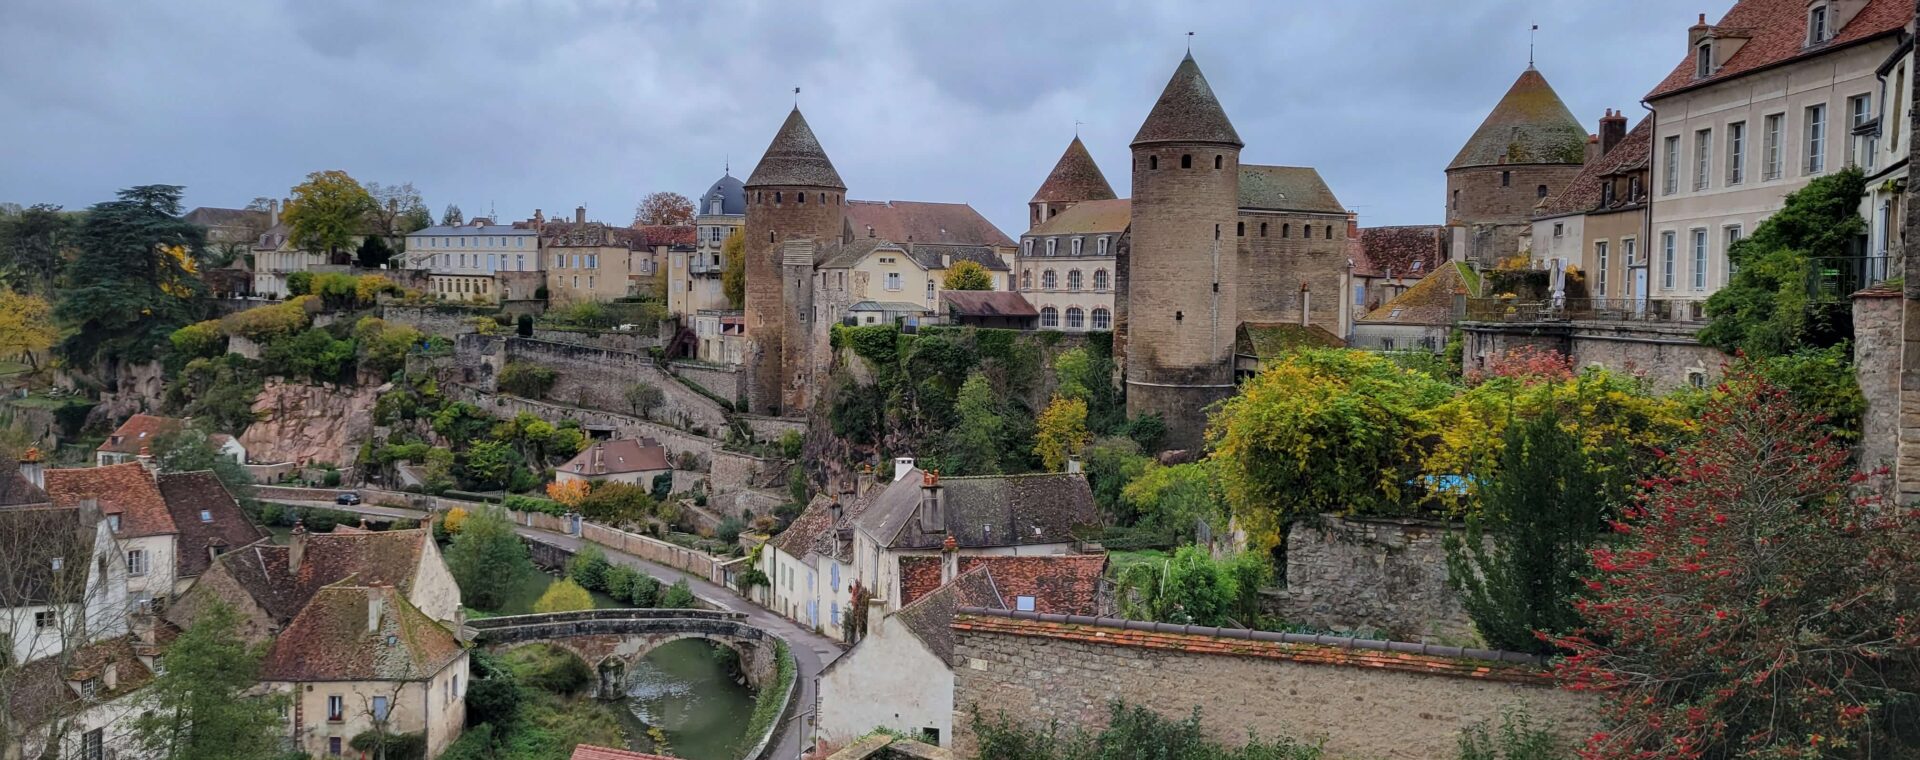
xmin=546 ymin=480 xmax=590 ymax=511
xmin=0 ymin=289 xmax=57 ymax=369
xmin=533 ymin=579 xmax=594 ymax=613
xmin=721 ymin=229 xmax=746 ymax=308
xmin=1033 ymin=395 xmax=1090 ymax=472
xmin=284 ymin=171 xmax=376 ymax=264
xmin=942 ymin=260 xmax=994 ymax=291
xmin=0 ymin=203 xmax=75 ymax=294
xmin=57 ymin=184 xmax=208 ymax=369
xmin=633 ymin=192 xmax=695 ymax=226
xmin=131 ymin=602 xmax=287 ymax=760
xmin=1550 ymin=374 xmax=1920 ymax=758
xmin=364 ymin=181 xmax=428 ymax=235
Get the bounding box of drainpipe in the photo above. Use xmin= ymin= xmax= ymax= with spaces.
xmin=1641 ymin=98 xmax=1658 ymax=300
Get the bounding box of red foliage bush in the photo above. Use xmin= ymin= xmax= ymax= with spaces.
xmin=1466 ymin=344 xmax=1575 ymax=386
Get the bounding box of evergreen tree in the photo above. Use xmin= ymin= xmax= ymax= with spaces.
xmin=0 ymin=203 xmax=74 ymax=294
xmin=1699 ymin=167 xmax=1866 ymax=357
xmin=1445 ymin=409 xmax=1613 ymax=654
xmin=943 ymin=373 xmax=1003 ymax=475
xmin=57 ymin=184 xmax=207 ymax=369
xmin=446 ymin=506 xmax=531 ymax=610
xmin=132 ymin=602 xmax=287 ymax=760
xmin=356 ymin=234 xmax=394 ymax=269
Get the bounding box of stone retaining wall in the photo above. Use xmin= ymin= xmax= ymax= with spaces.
xmin=672 ymin=362 xmax=746 ymax=407
xmin=711 ymin=449 xmax=782 ymax=495
xmin=444 ymin=383 xmax=720 ymax=463
xmin=381 ymin=305 xmax=490 ymax=339
xmin=1264 ymin=516 xmax=1473 ymax=643
xmin=503 ymin=337 xmax=729 ymax=435
xmin=531 ymin=326 xmax=664 ymax=354
xmin=581 ymin=521 xmax=729 ymax=585
xmin=738 ymin=414 xmax=807 ymax=443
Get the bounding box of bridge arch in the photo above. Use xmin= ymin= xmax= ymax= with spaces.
xmin=470 ymin=609 xmax=780 ymax=699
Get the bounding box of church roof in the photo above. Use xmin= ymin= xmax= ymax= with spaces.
xmin=1448 ymin=68 xmax=1588 ymax=170
xmin=1031 ymin=137 xmax=1118 ymax=204
xmin=745 ymin=108 xmax=846 ymax=189
xmin=1132 ymin=54 xmax=1243 ymax=148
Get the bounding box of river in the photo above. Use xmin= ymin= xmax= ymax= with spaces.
xmin=618 ymin=638 xmax=759 ymax=760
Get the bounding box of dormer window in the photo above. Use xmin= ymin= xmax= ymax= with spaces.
xmin=1696 ymin=42 xmax=1714 ymax=78
xmin=1808 ymin=3 xmax=1830 ymax=45
xmin=1044 ymin=238 xmax=1057 ymax=256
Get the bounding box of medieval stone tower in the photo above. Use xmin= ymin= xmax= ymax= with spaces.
xmin=743 ymin=107 xmax=847 ymax=415
xmin=1120 ymin=53 xmax=1243 ymax=450
xmin=1445 ymin=66 xmax=1588 ymax=266
xmin=1029 ymin=136 xmax=1118 ymax=230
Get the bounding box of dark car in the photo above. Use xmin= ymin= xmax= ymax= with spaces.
xmin=334 ymin=492 xmax=362 ymax=506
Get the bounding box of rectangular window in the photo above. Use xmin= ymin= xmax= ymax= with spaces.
xmin=372 ymin=695 xmax=390 ymax=721
xmin=1662 ymin=232 xmax=1677 ymax=289
xmin=1622 ymin=237 xmax=1638 ymax=268
xmin=1809 ymin=5 xmax=1829 ymax=44
xmin=1850 ymin=93 xmax=1876 ymax=169
xmin=1764 ymin=113 xmax=1785 ymax=180
xmin=328 ymin=695 xmax=344 ymax=722
xmin=1662 ymin=136 xmax=1680 ymax=195
xmin=885 ymin=273 xmax=901 ymax=291
xmin=127 ymin=549 xmax=147 ymax=576
xmin=1694 ymin=129 xmax=1712 ymax=190
xmin=1805 ymin=104 xmax=1827 ymax=174
xmin=1015 ymin=596 xmax=1037 ymax=612
xmin=35 ymin=610 xmax=53 ymax=629
xmin=82 ymin=729 xmax=102 ymax=760
xmin=1726 ymin=225 xmax=1744 ymax=277
xmin=329 ymin=737 xmax=342 ymax=756
xmin=1595 ymin=241 xmax=1609 ymax=298
xmin=1692 ymin=229 xmax=1709 ymax=290
xmin=1726 ymin=121 xmax=1746 ymax=184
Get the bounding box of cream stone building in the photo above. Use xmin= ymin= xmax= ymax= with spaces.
xmin=1019 ymin=198 xmax=1127 ymax=332
xmin=542 ymin=208 xmax=657 ymax=305
xmin=1859 ymin=37 xmax=1914 ymax=275
xmin=404 ymin=219 xmax=541 ymax=303
xmin=1647 ymin=0 xmax=1910 ymax=305
xmin=670 ymin=172 xmax=746 ymax=319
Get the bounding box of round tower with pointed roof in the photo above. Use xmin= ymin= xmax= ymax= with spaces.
xmin=743 ymin=107 xmax=848 ymax=415
xmin=1030 ymin=136 xmax=1117 ymax=230
xmin=1445 ymin=66 xmax=1589 ymax=266
xmin=1120 ymin=53 xmax=1243 ymax=450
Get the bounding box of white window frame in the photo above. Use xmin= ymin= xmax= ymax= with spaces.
xmin=1662 ymin=136 xmax=1681 ymax=195
xmin=1097 ymin=236 xmax=1110 ymax=256
xmin=1808 ymin=4 xmax=1830 ymax=45
xmin=1724 ymin=224 xmax=1744 ymax=278
xmin=1595 ymin=241 xmax=1610 ymax=298
xmin=1805 ymin=104 xmax=1827 ymax=175
xmin=1727 ymin=121 xmax=1746 ymax=185
xmin=1044 ymin=238 xmax=1056 ymax=256
xmin=1691 ymin=229 xmax=1709 ymax=291
xmin=1661 ymin=231 xmax=1677 ymax=290
xmin=1070 ymin=237 xmax=1082 ymax=256
xmin=1763 ymin=113 xmax=1785 ymax=180
xmin=127 ymin=549 xmax=147 ymax=577
xmin=1066 ymin=307 xmax=1084 ymax=330
xmin=1040 ymin=307 xmax=1059 ymax=328
xmin=1694 ymin=129 xmax=1712 ymax=191
xmin=1092 ymin=308 xmax=1111 ymax=330
xmin=885 ymin=272 xmax=901 ymax=291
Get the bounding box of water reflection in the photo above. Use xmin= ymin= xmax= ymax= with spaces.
xmin=620 ymin=638 xmax=757 ymax=760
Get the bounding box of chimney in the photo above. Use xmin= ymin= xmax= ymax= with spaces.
xmin=940 ymin=535 xmax=959 ymax=585
xmin=1346 ymin=212 xmax=1359 ymax=239
xmin=1584 ymin=132 xmax=1602 ymax=165
xmin=1688 ymin=13 xmax=1711 ymax=48
xmin=1599 ymin=109 xmax=1629 ymax=155
xmin=268 ymin=199 xmax=280 ymax=228
xmin=1066 ymin=455 xmax=1083 ymax=474
xmin=831 ymin=489 xmax=845 ymax=526
xmin=575 ymin=206 xmax=586 ymax=224
xmin=367 ymin=589 xmax=383 ymax=633
xmin=893 ymin=457 xmax=916 ymax=482
xmin=103 ymin=663 xmax=117 ymax=691
xmin=919 ymin=470 xmax=945 ymax=534
xmin=18 ymin=447 xmax=43 ymax=490
xmin=288 ymin=521 xmax=307 ymax=575
xmin=137 ymin=444 xmax=155 ymax=472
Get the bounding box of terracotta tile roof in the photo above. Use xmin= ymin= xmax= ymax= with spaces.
xmin=157 ymin=471 xmax=267 ymax=579
xmin=893 ymin=566 xmax=1006 ymax=663
xmin=1648 ymin=0 xmax=1911 ymax=100
xmin=98 ymin=414 xmax=183 ymax=456
xmin=1449 ymin=67 xmax=1588 ymax=169
xmin=5 ymin=636 xmax=154 ymax=730
xmin=916 ymin=243 xmax=1011 ymax=272
xmin=560 ymin=438 xmax=671 ymax=478
xmin=1132 ymin=53 xmax=1243 ymax=148
xmin=1238 ymin=165 xmax=1345 ymax=214
xmin=1536 ymin=118 xmax=1654 ymax=218
xmin=1233 ymin=323 xmax=1346 ymax=360
xmin=45 ymin=463 xmax=176 ymax=538
xmin=942 ymin=291 xmax=1039 ymax=318
xmin=856 ymin=469 xmax=1102 ymax=551
xmin=951 ymin=611 xmax=1549 ymax=683
xmin=259 ymin=584 xmax=463 ymax=682
xmin=1031 ymin=137 xmax=1118 ymax=204
xmin=1027 ymin=198 xmax=1131 ymax=237
xmin=745 ymin=107 xmax=846 ymax=189
xmin=899 ymin=554 xmax=1106 ymax=615
xmin=1358 ymin=261 xmax=1480 ymax=326
xmin=769 ymin=486 xmax=878 ymax=563
xmin=1356 ymin=226 xmax=1449 ymax=279
xmin=571 ymin=746 xmax=676 ymax=760
xmin=214 ymin=530 xmax=432 ymax=625
xmin=844 ymin=200 xmax=1015 ymax=247
xmin=634 ymin=224 xmax=696 ymax=248
xmin=0 ymin=506 xmax=91 ymax=605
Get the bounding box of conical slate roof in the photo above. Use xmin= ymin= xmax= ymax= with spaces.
xmin=1448 ymin=67 xmax=1588 ymax=170
xmin=1031 ymin=137 xmax=1118 ymax=204
xmin=1132 ymin=53 xmax=1242 ymax=148
xmin=745 ymin=108 xmax=846 ymax=189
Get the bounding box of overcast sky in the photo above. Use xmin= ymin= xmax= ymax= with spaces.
xmin=0 ymin=0 xmax=1728 ymax=235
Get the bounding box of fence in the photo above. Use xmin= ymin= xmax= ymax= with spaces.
xmin=1465 ymin=297 xmax=1706 ymax=324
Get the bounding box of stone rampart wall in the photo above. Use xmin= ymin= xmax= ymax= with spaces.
xmin=1264 ymin=516 xmax=1472 ymax=643
xmin=503 ymin=337 xmax=728 ymax=435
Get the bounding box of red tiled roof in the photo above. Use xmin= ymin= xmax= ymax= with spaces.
xmin=97 ymin=414 xmax=182 ymax=455
xmin=560 ymin=438 xmax=671 ymax=477
xmin=898 ymin=555 xmax=944 ymax=607
xmin=214 ymin=530 xmax=432 ymax=624
xmin=635 ymin=224 xmax=696 ymax=248
xmin=1355 ymin=226 xmax=1449 ymax=279
xmin=571 ymin=746 xmax=676 ymax=760
xmin=260 ymin=584 xmax=463 ymax=682
xmin=157 ymin=471 xmax=268 ymax=579
xmin=1536 ymin=118 xmax=1654 ymax=218
xmin=951 ymin=613 xmax=1550 ymax=684
xmin=45 ymin=463 xmax=176 ymax=538
xmin=1031 ymin=137 xmax=1118 ymax=205
xmin=1647 ymin=0 xmax=1911 ymax=100
xmin=5 ymin=636 xmax=154 ymax=730
xmin=897 ymin=554 xmax=1104 ymax=615
xmin=845 ymin=200 xmax=1015 ymax=247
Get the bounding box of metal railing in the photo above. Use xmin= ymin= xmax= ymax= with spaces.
xmin=1808 ymin=255 xmax=1890 ymax=302
xmin=1465 ymin=297 xmax=1707 ymax=324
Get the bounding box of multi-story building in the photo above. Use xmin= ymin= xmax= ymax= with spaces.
xmin=1647 ymin=0 xmax=1910 ymax=304
xmin=670 ymin=172 xmax=746 ymax=319
xmin=1018 ymin=198 xmax=1126 ymax=333
xmin=250 ymin=199 xmax=331 ymax=298
xmin=1530 ymin=112 xmax=1654 ymax=306
xmin=403 ymin=219 xmax=541 ymax=303
xmin=1859 ymin=34 xmax=1914 ymax=277
xmin=542 ymin=208 xmax=655 ymax=305
xmin=1446 ymin=67 xmax=1591 ymax=267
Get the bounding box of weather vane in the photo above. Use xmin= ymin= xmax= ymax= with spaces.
xmin=1075 ymin=120 xmax=1084 ymax=137
xmin=794 ymin=86 xmax=801 ymax=107
xmin=1186 ymin=31 xmax=1194 ymax=53
xmin=1530 ymin=24 xmax=1539 ymax=67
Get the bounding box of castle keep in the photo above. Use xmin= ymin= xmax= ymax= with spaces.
xmin=742 ymin=108 xmax=849 ymax=416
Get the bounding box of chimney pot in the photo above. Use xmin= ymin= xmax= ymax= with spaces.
xmin=1066 ymin=455 xmax=1083 ymax=474
xmin=367 ymin=591 xmax=383 ymax=634
xmin=288 ymin=520 xmax=308 ymax=575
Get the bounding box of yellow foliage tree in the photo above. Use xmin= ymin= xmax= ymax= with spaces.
xmin=1033 ymin=396 xmax=1090 ymax=472
xmin=942 ymin=260 xmax=994 ymax=291
xmin=442 ymin=507 xmax=470 ymax=534
xmin=533 ymin=578 xmax=594 ymax=613
xmin=721 ymin=229 xmax=746 ymax=309
xmin=0 ymin=289 xmax=59 ymax=369
xmin=546 ymin=479 xmax=591 ymax=510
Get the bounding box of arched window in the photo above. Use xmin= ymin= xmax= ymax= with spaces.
xmin=1260 ymin=222 xmax=1268 ymax=237
xmin=1302 ymin=224 xmax=1312 ymax=238
xmin=1091 ymin=307 xmax=1111 ymax=330
xmin=1023 ymin=239 xmax=1033 ymax=257
xmin=1021 ymin=270 xmax=1032 ymax=289
xmin=1237 ymin=222 xmax=1245 ymax=237
xmin=1537 ymin=185 xmax=1549 ymax=198
xmin=1066 ymin=307 xmax=1085 ymax=330
xmin=1214 ymin=155 xmax=1223 ymax=169
xmin=1041 ymin=269 xmax=1057 ymax=289
xmin=1040 ymin=307 xmax=1059 ymax=328
xmin=769 ymin=231 xmax=775 ymax=243
xmin=820 ymin=193 xmax=827 ymax=204
xmin=1097 ymin=236 xmax=1109 ymax=256
xmin=1045 ymin=238 xmax=1057 ymax=256
xmin=797 ymin=192 xmax=805 ymax=204
xmin=1181 ymin=154 xmax=1192 ymax=169
xmin=1093 ymin=269 xmax=1109 ymax=291
xmin=1149 ymin=155 xmax=1158 ymax=170
xmin=1068 ymin=270 xmax=1083 ymax=291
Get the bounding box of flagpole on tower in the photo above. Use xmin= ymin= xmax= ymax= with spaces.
xmin=1530 ymin=24 xmax=1539 ymax=68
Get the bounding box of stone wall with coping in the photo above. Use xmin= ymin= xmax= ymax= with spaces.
xmin=1264 ymin=516 xmax=1473 ymax=644
xmin=672 ymin=362 xmax=746 ymax=407
xmin=443 ymin=383 xmax=719 ymax=463
xmin=710 ymin=449 xmax=782 ymax=495
xmin=531 ymin=326 xmax=664 ymax=354
xmin=502 ymin=337 xmax=729 ymax=435
xmin=381 ymin=305 xmax=489 ymax=339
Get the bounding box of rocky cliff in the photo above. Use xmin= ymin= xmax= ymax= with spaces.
xmin=239 ymin=379 xmax=380 ymax=466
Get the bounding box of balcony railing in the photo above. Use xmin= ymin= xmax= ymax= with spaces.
xmin=1807 ymin=255 xmax=1889 ymax=302
xmin=1465 ymin=297 xmax=1707 ymax=324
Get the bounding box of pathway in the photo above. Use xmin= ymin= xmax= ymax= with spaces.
xmin=284 ymin=499 xmax=840 ymax=759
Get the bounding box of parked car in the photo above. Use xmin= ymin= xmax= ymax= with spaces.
xmin=335 ymin=492 xmax=362 ymax=506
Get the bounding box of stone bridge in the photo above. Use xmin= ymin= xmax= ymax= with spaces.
xmin=468 ymin=609 xmax=782 ymax=700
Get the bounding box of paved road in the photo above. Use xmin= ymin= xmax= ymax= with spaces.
xmin=279 ymin=499 xmax=841 ymax=759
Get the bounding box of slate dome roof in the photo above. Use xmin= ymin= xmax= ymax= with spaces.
xmin=700 ymin=173 xmax=746 ymax=216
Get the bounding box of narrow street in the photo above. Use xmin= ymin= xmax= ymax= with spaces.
xmin=277 ymin=500 xmax=841 ymax=759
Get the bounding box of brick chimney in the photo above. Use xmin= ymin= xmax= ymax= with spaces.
xmin=575 ymin=206 xmax=586 ymax=224
xmin=268 ymin=199 xmax=280 ymax=228
xmin=940 ymin=535 xmax=959 ymax=585
xmin=18 ymin=447 xmax=43 ymax=490
xmin=1599 ymin=109 xmax=1629 ymax=156
xmin=137 ymin=444 xmax=155 ymax=472
xmin=1584 ymin=133 xmax=1602 ymax=165
xmin=919 ymin=470 xmax=945 ymax=535
xmin=856 ymin=464 xmax=875 ymax=496
xmin=1346 ymin=212 xmax=1359 ymax=239
xmin=288 ymin=520 xmax=307 ymax=575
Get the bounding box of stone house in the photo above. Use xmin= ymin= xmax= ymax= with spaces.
xmin=669 ymin=172 xmax=745 ymax=320
xmin=1445 ymin=66 xmax=1591 ymax=267
xmin=1019 ymin=197 xmax=1127 ymax=332
xmin=46 ymin=464 xmax=179 ymax=610
xmin=1351 ymin=261 xmax=1482 ymax=353
xmin=165 ymin=527 xmax=461 ymax=644
xmin=1859 ymin=36 xmax=1914 ymax=274
xmin=555 ymin=438 xmax=673 ymax=488
xmin=260 ymin=583 xmax=469 ymax=758
xmin=1646 ymin=0 xmax=1910 ymax=305
xmin=185 ymin=205 xmax=271 ymax=247
xmin=1352 ymin=225 xmax=1450 ymax=315
xmin=541 ymin=210 xmax=657 ymax=306
xmin=95 ymin=413 xmax=181 ymax=466
xmin=691 ymin=310 xmax=748 ymax=365
xmin=4 ymin=635 xmax=156 ymax=760
xmin=1529 ymin=114 xmax=1653 ymax=306
xmin=403 ymin=219 xmax=542 ymax=303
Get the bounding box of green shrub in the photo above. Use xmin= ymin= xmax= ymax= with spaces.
xmin=501 ymin=644 xmax=591 ymax=696
xmin=740 ymin=640 xmax=795 ymax=755
xmin=503 ymin=493 xmax=565 ymax=516
xmin=348 ymin=731 xmax=425 ymax=760
xmin=659 ymin=578 xmax=696 ymax=608
xmin=286 ymin=271 xmax=314 ymax=296
xmin=604 ymin=564 xmax=637 ymax=601
xmin=1454 ymin=708 xmax=1571 ymax=760
xmin=497 ymin=362 xmax=557 ymax=398
xmin=970 ymin=701 xmax=1322 ymax=760
xmin=716 ymin=517 xmax=745 ymax=545
xmin=627 ymin=573 xmax=661 ymax=607
xmin=567 ymin=545 xmax=610 ymax=592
